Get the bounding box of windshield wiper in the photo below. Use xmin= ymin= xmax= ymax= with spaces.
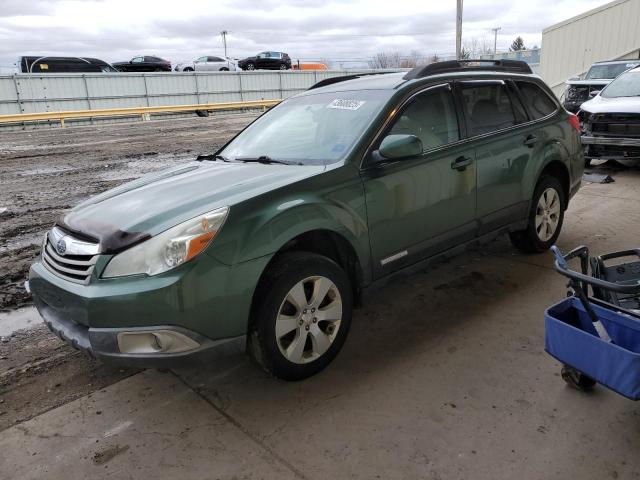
xmin=235 ymin=155 xmax=302 ymax=165
xmin=196 ymin=153 xmax=230 ymax=162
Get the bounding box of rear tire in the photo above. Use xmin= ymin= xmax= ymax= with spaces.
xmin=509 ymin=175 xmax=566 ymax=253
xmin=249 ymin=252 xmax=353 ymax=381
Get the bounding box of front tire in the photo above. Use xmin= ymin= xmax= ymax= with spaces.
xmin=250 ymin=252 xmax=353 ymax=381
xmin=245 ymin=62 xmax=255 ymax=71
xmin=510 ymin=175 xmax=566 ymax=253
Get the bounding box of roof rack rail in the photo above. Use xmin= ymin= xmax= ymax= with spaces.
xmin=308 ymin=72 xmax=393 ymax=90
xmin=404 ymin=59 xmax=532 ymax=80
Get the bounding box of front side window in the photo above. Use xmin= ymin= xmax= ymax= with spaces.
xmin=388 ymin=87 xmax=459 ymax=151
xmin=515 ymin=81 xmax=557 ymax=119
xmin=601 ymin=69 xmax=640 ymax=98
xmin=461 ymin=83 xmax=517 ymax=136
xmin=197 ymin=56 xmax=208 ymax=62
xmin=220 ymin=90 xmax=391 ymax=165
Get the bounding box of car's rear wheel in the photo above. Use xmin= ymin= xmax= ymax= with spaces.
xmin=249 ymin=252 xmax=353 ymax=381
xmin=509 ymin=175 xmax=566 ymax=253
xmin=220 ymin=67 xmax=229 ymax=71
xmin=245 ymin=62 xmax=255 ymax=71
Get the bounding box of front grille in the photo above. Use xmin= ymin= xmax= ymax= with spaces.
xmin=41 ymin=229 xmax=99 ymax=284
xmin=591 ymin=113 xmax=640 ymax=138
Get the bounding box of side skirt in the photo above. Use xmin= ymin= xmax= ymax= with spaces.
xmin=360 ymin=219 xmax=527 ymax=301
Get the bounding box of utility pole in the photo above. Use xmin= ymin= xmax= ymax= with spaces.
xmin=221 ymin=30 xmax=228 ymax=58
xmin=456 ymin=0 xmax=463 ymax=60
xmin=491 ymin=27 xmax=501 ymax=56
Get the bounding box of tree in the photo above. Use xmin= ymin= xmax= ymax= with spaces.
xmin=368 ymin=52 xmax=402 ymax=69
xmin=459 ymin=47 xmax=470 ymax=60
xmin=510 ymin=36 xmax=526 ymax=51
xmin=430 ymin=54 xmax=441 ymax=64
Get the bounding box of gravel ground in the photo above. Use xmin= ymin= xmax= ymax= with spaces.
xmin=0 ymin=113 xmax=257 ymax=311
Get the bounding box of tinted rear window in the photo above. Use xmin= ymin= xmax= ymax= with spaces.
xmin=515 ymin=82 xmax=557 ymax=120
xmin=461 ymin=83 xmax=517 ymax=136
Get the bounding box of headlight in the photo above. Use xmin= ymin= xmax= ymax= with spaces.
xmin=102 ymin=206 xmax=228 ymax=278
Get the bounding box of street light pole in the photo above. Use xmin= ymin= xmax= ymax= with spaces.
xmin=456 ymin=0 xmax=463 ymax=60
xmin=491 ymin=27 xmax=501 ymax=56
xmin=221 ymin=30 xmax=228 ymax=58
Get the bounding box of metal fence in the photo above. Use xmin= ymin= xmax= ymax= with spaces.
xmin=0 ymin=69 xmax=402 ymax=116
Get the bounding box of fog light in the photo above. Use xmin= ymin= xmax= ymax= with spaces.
xmin=117 ymin=330 xmax=200 ymax=354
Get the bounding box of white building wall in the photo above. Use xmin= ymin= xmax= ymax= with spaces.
xmin=540 ymin=0 xmax=640 ymax=96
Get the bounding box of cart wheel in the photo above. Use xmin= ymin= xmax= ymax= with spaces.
xmin=561 ymin=365 xmax=596 ymax=391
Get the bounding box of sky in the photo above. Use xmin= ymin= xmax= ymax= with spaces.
xmin=0 ymin=0 xmax=614 ymax=70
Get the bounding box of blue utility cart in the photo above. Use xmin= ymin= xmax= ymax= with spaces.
xmin=545 ymin=245 xmax=640 ymax=400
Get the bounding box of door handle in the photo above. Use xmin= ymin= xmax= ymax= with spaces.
xmin=451 ymin=156 xmax=473 ymax=171
xmin=524 ymin=134 xmax=538 ymax=147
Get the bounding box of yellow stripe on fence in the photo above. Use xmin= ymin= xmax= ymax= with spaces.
xmin=0 ymin=99 xmax=281 ymax=127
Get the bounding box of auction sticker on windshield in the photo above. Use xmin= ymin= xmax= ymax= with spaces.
xmin=327 ymin=99 xmax=365 ymax=110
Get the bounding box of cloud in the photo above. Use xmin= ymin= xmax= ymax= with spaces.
xmin=0 ymin=0 xmax=613 ymax=69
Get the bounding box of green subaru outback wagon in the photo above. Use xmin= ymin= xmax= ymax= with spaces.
xmin=29 ymin=60 xmax=584 ymax=380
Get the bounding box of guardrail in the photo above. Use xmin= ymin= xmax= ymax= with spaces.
xmin=0 ymin=99 xmax=281 ymax=127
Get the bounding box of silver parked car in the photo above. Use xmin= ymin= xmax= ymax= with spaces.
xmin=174 ymin=55 xmax=237 ymax=72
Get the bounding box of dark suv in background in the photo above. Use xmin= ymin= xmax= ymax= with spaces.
xmin=238 ymin=51 xmax=291 ymax=70
xmin=113 ymin=56 xmax=172 ymax=72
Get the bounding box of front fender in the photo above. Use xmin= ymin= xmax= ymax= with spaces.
xmin=206 ymin=166 xmax=371 ymax=281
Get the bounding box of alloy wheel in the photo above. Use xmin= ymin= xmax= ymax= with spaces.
xmin=535 ymin=188 xmax=561 ymax=241
xmin=275 ymin=276 xmax=342 ymax=364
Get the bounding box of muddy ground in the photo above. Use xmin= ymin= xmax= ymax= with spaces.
xmin=0 ymin=113 xmax=257 ymax=311
xmin=0 ymin=114 xmax=256 ymax=430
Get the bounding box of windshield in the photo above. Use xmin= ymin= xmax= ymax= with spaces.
xmin=585 ymin=63 xmax=639 ymax=79
xmin=219 ymin=90 xmax=391 ymax=165
xmin=601 ymin=70 xmax=640 ymax=98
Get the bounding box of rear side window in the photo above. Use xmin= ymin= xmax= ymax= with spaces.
xmin=388 ymin=87 xmax=460 ymax=151
xmin=460 ymin=83 xmax=517 ymax=136
xmin=515 ymin=82 xmax=557 ymax=120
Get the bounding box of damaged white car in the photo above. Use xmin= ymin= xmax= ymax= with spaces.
xmin=579 ymin=65 xmax=640 ymax=166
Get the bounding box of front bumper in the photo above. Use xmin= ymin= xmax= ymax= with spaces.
xmin=35 ymin=295 xmax=245 ymax=368
xmin=28 ymin=250 xmax=270 ymax=367
xmin=581 ymin=136 xmax=640 ymax=147
xmin=582 ymin=136 xmax=640 ymax=160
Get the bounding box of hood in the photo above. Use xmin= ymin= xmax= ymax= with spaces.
xmin=58 ymin=161 xmax=325 ymax=252
xmin=580 ymin=95 xmax=640 ymax=114
xmin=566 ymin=79 xmax=612 ymax=87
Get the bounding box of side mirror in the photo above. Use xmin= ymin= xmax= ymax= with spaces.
xmin=569 ymin=76 xmax=580 ymax=81
xmin=375 ymin=134 xmax=423 ymax=160
xmin=589 ymin=90 xmax=601 ymax=98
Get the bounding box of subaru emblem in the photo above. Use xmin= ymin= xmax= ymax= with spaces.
xmin=56 ymin=239 xmax=67 ymax=255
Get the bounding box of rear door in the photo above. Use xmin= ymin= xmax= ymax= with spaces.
xmin=456 ymin=80 xmax=534 ymax=234
xmin=361 ymin=84 xmax=477 ymax=277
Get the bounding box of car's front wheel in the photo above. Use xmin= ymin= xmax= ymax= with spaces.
xmin=510 ymin=175 xmax=566 ymax=253
xmin=279 ymin=64 xmax=287 ymax=70
xmin=245 ymin=62 xmax=255 ymax=70
xmin=250 ymin=252 xmax=353 ymax=380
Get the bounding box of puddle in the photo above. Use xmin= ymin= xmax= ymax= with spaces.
xmin=0 ymin=306 xmax=41 ymax=336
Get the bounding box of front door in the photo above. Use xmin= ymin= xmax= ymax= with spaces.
xmin=361 ymin=84 xmax=477 ymax=278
